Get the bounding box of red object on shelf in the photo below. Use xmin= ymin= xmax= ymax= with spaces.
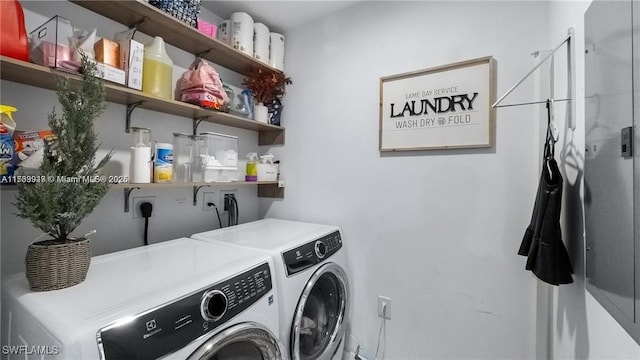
xmin=0 ymin=0 xmax=29 ymax=61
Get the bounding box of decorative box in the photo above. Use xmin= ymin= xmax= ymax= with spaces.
xmin=197 ymin=18 xmax=217 ymax=37
xmin=94 ymin=38 xmax=120 ymax=69
xmin=114 ymin=29 xmax=144 ymax=90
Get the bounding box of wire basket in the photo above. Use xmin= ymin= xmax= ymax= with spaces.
xmin=149 ymin=0 xmax=202 ymax=28
xmin=25 ymin=238 xmax=91 ymax=291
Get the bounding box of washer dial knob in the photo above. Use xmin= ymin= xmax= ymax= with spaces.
xmin=201 ymin=290 xmax=227 ymax=322
xmin=315 ymin=240 xmax=327 ymax=258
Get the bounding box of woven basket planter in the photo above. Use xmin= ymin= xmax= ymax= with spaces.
xmin=25 ymin=238 xmax=91 ymax=291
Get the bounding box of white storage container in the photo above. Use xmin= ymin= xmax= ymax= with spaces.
xmin=269 ymin=32 xmax=285 ymax=70
xmin=199 ymin=132 xmax=239 ymax=168
xmin=230 ymin=12 xmax=254 ymax=55
xmin=253 ymin=23 xmax=269 ymax=64
xmin=217 ymin=19 xmax=231 ymax=45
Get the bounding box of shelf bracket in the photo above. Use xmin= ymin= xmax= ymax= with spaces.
xmin=196 ymin=48 xmax=214 ymax=59
xmin=193 ymin=117 xmax=208 ymax=135
xmin=126 ymin=101 xmax=145 ymax=133
xmin=193 ymin=185 xmax=210 ymax=206
xmin=124 ymin=187 xmax=141 ymax=212
xmin=129 ymin=17 xmax=147 ymax=31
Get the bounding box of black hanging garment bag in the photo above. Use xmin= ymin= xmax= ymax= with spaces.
xmin=518 ymin=101 xmax=573 ymax=285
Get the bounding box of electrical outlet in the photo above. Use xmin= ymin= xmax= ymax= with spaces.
xmin=203 ymin=191 xmax=216 ymax=211
xmin=219 ymin=189 xmax=237 ymax=212
xmin=132 ymin=196 xmax=156 ymax=219
xmin=378 ymin=296 xmax=391 ymax=319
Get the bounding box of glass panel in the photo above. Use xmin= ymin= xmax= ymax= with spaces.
xmin=584 ymin=0 xmax=635 ymax=321
xmin=207 ymin=341 xmax=262 ymax=360
xmin=299 ymin=273 xmax=341 ymax=360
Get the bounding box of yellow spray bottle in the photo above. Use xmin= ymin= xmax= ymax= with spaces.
xmin=245 ymin=152 xmax=258 ymax=181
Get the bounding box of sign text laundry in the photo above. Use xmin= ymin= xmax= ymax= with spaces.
xmin=390 ymin=89 xmax=479 ymax=118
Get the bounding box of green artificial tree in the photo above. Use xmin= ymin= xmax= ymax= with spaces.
xmin=14 ymin=56 xmax=113 ymax=243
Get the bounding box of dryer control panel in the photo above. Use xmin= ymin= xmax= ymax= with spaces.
xmin=283 ymin=230 xmax=342 ymax=276
xmin=97 ymin=262 xmax=272 ymax=360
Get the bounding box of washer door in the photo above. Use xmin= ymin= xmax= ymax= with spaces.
xmin=187 ymin=322 xmax=284 ymax=360
xmin=291 ymin=263 xmax=349 ymax=360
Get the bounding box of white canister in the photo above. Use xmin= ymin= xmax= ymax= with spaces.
xmin=130 ymin=146 xmax=152 ymax=183
xmin=217 ymin=19 xmax=231 ymax=45
xmin=253 ymin=103 xmax=269 ymax=123
xmin=269 ymin=32 xmax=285 ymax=71
xmin=230 ymin=12 xmax=254 ymax=55
xmin=253 ymin=23 xmax=269 ymax=63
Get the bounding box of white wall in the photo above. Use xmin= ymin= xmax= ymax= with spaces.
xmin=546 ymin=1 xmax=640 ymax=359
xmin=261 ymin=1 xmax=552 ymax=358
xmin=0 ymin=1 xmax=263 ymax=276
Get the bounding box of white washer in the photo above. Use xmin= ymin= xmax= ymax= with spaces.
xmin=192 ymin=219 xmax=349 ymax=360
xmin=1 ymin=238 xmax=285 ymax=360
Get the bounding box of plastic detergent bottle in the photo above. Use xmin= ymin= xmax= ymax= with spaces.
xmin=245 ymin=152 xmax=258 ymax=181
xmin=142 ymin=36 xmax=173 ymax=100
xmin=0 ymin=105 xmax=17 ymax=180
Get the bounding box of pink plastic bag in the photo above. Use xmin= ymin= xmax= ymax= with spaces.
xmin=177 ymin=58 xmax=229 ymax=110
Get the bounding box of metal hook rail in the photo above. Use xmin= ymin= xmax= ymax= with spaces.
xmin=492 ymin=28 xmax=576 ymax=130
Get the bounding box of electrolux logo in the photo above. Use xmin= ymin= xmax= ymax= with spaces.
xmin=2 ymin=345 xmax=61 ymax=356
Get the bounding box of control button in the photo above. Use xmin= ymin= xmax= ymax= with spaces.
xmin=315 ymin=241 xmax=327 ymax=258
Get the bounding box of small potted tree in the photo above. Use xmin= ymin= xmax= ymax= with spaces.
xmin=14 ymin=56 xmax=113 ymax=291
xmin=242 ymin=68 xmax=292 ymax=124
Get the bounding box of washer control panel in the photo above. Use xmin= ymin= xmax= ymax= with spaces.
xmin=283 ymin=230 xmax=342 ymax=276
xmin=98 ymin=262 xmax=272 ymax=360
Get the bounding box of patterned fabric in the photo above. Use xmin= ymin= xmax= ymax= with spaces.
xmin=149 ymin=0 xmax=201 ymax=28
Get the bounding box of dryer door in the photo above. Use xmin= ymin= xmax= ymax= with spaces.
xmin=291 ymin=263 xmax=349 ymax=360
xmin=187 ymin=322 xmax=284 ymax=360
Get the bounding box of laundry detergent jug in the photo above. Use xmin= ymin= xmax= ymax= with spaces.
xmin=0 ymin=0 xmax=29 ymax=61
xmin=0 ymin=105 xmax=17 ymax=182
xmin=142 ymin=36 xmax=173 ymax=100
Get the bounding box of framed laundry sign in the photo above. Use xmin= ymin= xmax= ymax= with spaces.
xmin=379 ymin=56 xmax=496 ymax=151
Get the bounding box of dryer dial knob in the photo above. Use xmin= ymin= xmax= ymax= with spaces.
xmin=201 ymin=290 xmax=227 ymax=322
xmin=315 ymin=241 xmax=327 ymax=258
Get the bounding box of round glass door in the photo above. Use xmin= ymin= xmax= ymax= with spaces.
xmin=187 ymin=322 xmax=282 ymax=360
xmin=291 ymin=263 xmax=349 ymax=360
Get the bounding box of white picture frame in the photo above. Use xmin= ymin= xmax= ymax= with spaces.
xmin=379 ymin=56 xmax=497 ymax=151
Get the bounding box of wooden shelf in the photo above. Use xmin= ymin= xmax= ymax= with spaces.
xmin=69 ymin=0 xmax=281 ymax=77
xmin=118 ymin=180 xmax=284 ymax=211
xmin=112 ymin=181 xmax=280 ymax=189
xmin=0 ymin=56 xmax=285 ymax=146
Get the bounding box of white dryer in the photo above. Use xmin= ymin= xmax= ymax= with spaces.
xmin=192 ymin=219 xmax=349 ymax=360
xmin=1 ymin=238 xmax=285 ymax=360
